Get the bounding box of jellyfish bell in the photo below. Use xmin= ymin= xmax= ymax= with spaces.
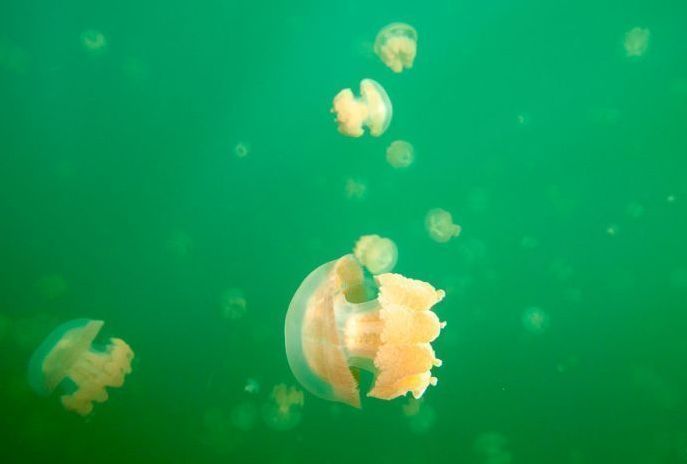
xmin=624 ymin=27 xmax=650 ymax=57
xmin=386 ymin=140 xmax=414 ymax=168
xmin=374 ymin=23 xmax=418 ymax=73
xmin=425 ymin=208 xmax=462 ymax=243
xmin=285 ymin=254 xmax=445 ymax=408
xmin=80 ymin=29 xmax=108 ymax=54
xmin=332 ymin=79 xmax=392 ymax=137
xmin=353 ymin=234 xmax=398 ymax=274
xmin=27 ymin=319 xmax=134 ymax=416
xmin=262 ymin=384 xmax=304 ymax=430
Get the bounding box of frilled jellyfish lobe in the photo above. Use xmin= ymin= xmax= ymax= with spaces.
xmin=285 ymin=255 xmax=445 ymax=408
xmin=374 ymin=23 xmax=418 ymax=73
xmin=332 ymin=79 xmax=392 ymax=137
xmin=28 ymin=319 xmax=134 ymax=416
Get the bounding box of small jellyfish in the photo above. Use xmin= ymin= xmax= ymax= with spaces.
xmin=27 ymin=319 xmax=134 ymax=416
xmin=626 ymin=202 xmax=645 ymax=219
xmin=624 ymin=27 xmax=650 ymax=57
xmin=474 ymin=432 xmax=512 ymax=464
xmin=244 ymin=378 xmax=260 ymax=394
xmin=373 ymin=23 xmax=418 ymax=73
xmin=166 ymin=230 xmax=193 ymax=257
xmin=353 ymin=234 xmax=398 ymax=274
xmin=386 ymin=140 xmax=415 ymax=168
xmin=234 ymin=142 xmax=250 ymax=159
xmin=522 ymin=306 xmax=549 ymax=334
xmin=285 ymin=254 xmax=445 ymax=408
xmin=332 ymin=79 xmax=392 ymax=137
xmin=425 ymin=208 xmax=461 ymax=243
xmin=220 ymin=288 xmax=247 ymax=320
xmin=344 ymin=177 xmax=367 ymax=200
xmin=262 ymin=384 xmax=304 ymax=430
xmin=230 ymin=401 xmax=258 ymax=431
xmin=80 ymin=29 xmax=107 ymax=54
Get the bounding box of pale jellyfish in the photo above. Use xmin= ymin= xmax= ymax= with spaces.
xmin=244 ymin=378 xmax=260 ymax=394
xmin=624 ymin=27 xmax=650 ymax=57
xmin=234 ymin=142 xmax=250 ymax=158
xmin=374 ymin=23 xmax=418 ymax=73
xmin=230 ymin=401 xmax=258 ymax=431
xmin=285 ymin=254 xmax=445 ymax=408
xmin=353 ymin=234 xmax=398 ymax=274
xmin=344 ymin=177 xmax=367 ymax=200
xmin=474 ymin=432 xmax=512 ymax=464
xmin=262 ymin=384 xmax=304 ymax=430
xmin=386 ymin=140 xmax=414 ymax=168
xmin=80 ymin=29 xmax=107 ymax=54
xmin=626 ymin=202 xmax=645 ymax=219
xmin=166 ymin=230 xmax=193 ymax=257
xmin=220 ymin=288 xmax=247 ymax=320
xmin=332 ymin=79 xmax=392 ymax=137
xmin=425 ymin=208 xmax=461 ymax=243
xmin=27 ymin=319 xmax=134 ymax=416
xmin=521 ymin=306 xmax=549 ymax=334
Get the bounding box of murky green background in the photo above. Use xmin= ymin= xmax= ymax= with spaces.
xmin=1 ymin=0 xmax=686 ymax=462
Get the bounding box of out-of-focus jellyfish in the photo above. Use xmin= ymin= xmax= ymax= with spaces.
xmin=166 ymin=230 xmax=193 ymax=257
xmin=332 ymin=79 xmax=392 ymax=137
xmin=230 ymin=401 xmax=258 ymax=431
xmin=474 ymin=432 xmax=512 ymax=464
xmin=401 ymin=397 xmax=436 ymax=434
xmin=27 ymin=319 xmax=134 ymax=416
xmin=35 ymin=274 xmax=68 ymax=300
xmin=373 ymin=23 xmax=418 ymax=73
xmin=344 ymin=177 xmax=367 ymax=200
xmin=262 ymin=384 xmax=304 ymax=430
xmin=244 ymin=378 xmax=260 ymax=394
xmin=606 ymin=224 xmax=619 ymax=236
xmin=624 ymin=27 xmax=650 ymax=57
xmin=220 ymin=288 xmax=247 ymax=320
xmin=353 ymin=234 xmax=398 ymax=274
xmin=285 ymin=254 xmax=445 ymax=408
xmin=626 ymin=202 xmax=645 ymax=219
xmin=386 ymin=140 xmax=414 ymax=168
xmin=80 ymin=29 xmax=108 ymax=54
xmin=667 ymin=194 xmax=676 ymax=203
xmin=234 ymin=142 xmax=250 ymax=158
xmin=521 ymin=306 xmax=549 ymax=335
xmin=425 ymin=208 xmax=461 ymax=243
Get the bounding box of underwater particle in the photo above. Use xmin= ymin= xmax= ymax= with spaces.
xmin=234 ymin=142 xmax=250 ymax=159
xmin=230 ymin=401 xmax=258 ymax=431
xmin=522 ymin=306 xmax=550 ymax=334
xmin=332 ymin=79 xmax=392 ymax=137
xmin=285 ymin=254 xmax=446 ymax=408
xmin=606 ymin=224 xmax=618 ymax=236
xmin=425 ymin=208 xmax=462 ymax=243
xmin=667 ymin=194 xmax=676 ymax=203
xmin=373 ymin=23 xmax=417 ymax=73
xmin=80 ymin=29 xmax=107 ymax=54
xmin=35 ymin=274 xmax=68 ymax=300
xmin=27 ymin=319 xmax=134 ymax=416
xmin=344 ymin=177 xmax=367 ymax=200
xmin=386 ymin=140 xmax=415 ymax=168
xmin=244 ymin=378 xmax=260 ymax=394
xmin=474 ymin=432 xmax=512 ymax=464
xmin=220 ymin=288 xmax=247 ymax=320
xmin=262 ymin=384 xmax=304 ymax=430
xmin=515 ymin=113 xmax=530 ymax=126
xmin=626 ymin=202 xmax=645 ymax=219
xmin=353 ymin=234 xmax=398 ymax=274
xmin=166 ymin=230 xmax=193 ymax=257
xmin=624 ymin=27 xmax=650 ymax=57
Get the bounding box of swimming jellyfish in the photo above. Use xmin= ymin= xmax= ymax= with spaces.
xmin=285 ymin=254 xmax=445 ymax=408
xmin=27 ymin=319 xmax=134 ymax=416
xmin=425 ymin=208 xmax=462 ymax=243
xmin=332 ymin=79 xmax=392 ymax=137
xmin=80 ymin=29 xmax=108 ymax=54
xmin=386 ymin=140 xmax=415 ymax=168
xmin=220 ymin=288 xmax=247 ymax=320
xmin=262 ymin=384 xmax=304 ymax=430
xmin=353 ymin=234 xmax=398 ymax=274
xmin=374 ymin=23 xmax=418 ymax=73
xmin=624 ymin=27 xmax=650 ymax=57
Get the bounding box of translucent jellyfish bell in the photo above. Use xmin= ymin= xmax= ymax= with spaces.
xmin=353 ymin=234 xmax=398 ymax=274
xmin=386 ymin=140 xmax=415 ymax=168
xmin=285 ymin=255 xmax=445 ymax=408
xmin=374 ymin=23 xmax=418 ymax=73
xmin=332 ymin=79 xmax=392 ymax=137
xmin=425 ymin=208 xmax=462 ymax=243
xmin=27 ymin=319 xmax=134 ymax=416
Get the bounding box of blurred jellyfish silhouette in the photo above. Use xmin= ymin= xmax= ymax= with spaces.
xmin=374 ymin=23 xmax=417 ymax=73
xmin=353 ymin=234 xmax=398 ymax=274
xmin=332 ymin=79 xmax=392 ymax=137
xmin=230 ymin=401 xmax=259 ymax=431
xmin=234 ymin=142 xmax=250 ymax=159
xmin=625 ymin=202 xmax=645 ymax=219
xmin=166 ymin=230 xmax=193 ymax=257
xmin=624 ymin=27 xmax=650 ymax=57
xmin=200 ymin=407 xmax=241 ymax=453
xmin=220 ymin=288 xmax=247 ymax=320
xmin=244 ymin=378 xmax=260 ymax=394
xmin=402 ymin=397 xmax=436 ymax=434
xmin=285 ymin=253 xmax=445 ymax=408
xmin=28 ymin=319 xmax=134 ymax=415
xmin=425 ymin=208 xmax=462 ymax=243
xmin=474 ymin=432 xmax=512 ymax=464
xmin=262 ymin=384 xmax=304 ymax=430
xmin=344 ymin=177 xmax=367 ymax=200
xmin=521 ymin=306 xmax=550 ymax=335
xmin=80 ymin=29 xmax=107 ymax=54
xmin=386 ymin=140 xmax=415 ymax=168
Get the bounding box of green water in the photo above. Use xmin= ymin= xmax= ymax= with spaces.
xmin=1 ymin=0 xmax=686 ymax=462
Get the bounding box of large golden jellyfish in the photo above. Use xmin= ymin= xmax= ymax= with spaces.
xmin=285 ymin=254 xmax=445 ymax=408
xmin=374 ymin=23 xmax=418 ymax=73
xmin=27 ymin=319 xmax=134 ymax=416
xmin=332 ymin=79 xmax=392 ymax=137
